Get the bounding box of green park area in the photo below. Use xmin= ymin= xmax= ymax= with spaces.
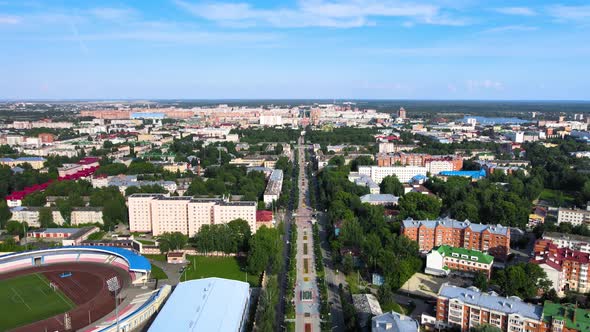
xmin=181 ymin=256 xmax=261 ymax=287
xmin=0 ymin=273 xmax=75 ymax=331
xmin=150 ymin=264 xmax=168 ymax=280
xmin=539 ymin=189 xmax=575 ymax=206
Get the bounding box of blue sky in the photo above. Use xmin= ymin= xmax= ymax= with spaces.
xmin=0 ymin=0 xmax=589 ymax=100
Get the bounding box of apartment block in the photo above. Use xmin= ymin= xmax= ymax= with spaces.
xmin=263 ymin=169 xmax=283 ymax=207
xmin=357 ymin=165 xmax=427 ymax=183
xmin=532 ymin=239 xmax=590 ymax=295
xmin=128 ymin=194 xmax=257 ymax=236
xmin=557 ymin=207 xmax=590 ymax=227
xmin=542 ymin=232 xmax=590 ymax=254
xmin=435 ymin=284 xmax=545 ymax=332
xmin=401 ymin=217 xmax=510 ymax=259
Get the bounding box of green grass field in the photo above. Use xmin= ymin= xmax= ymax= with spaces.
xmin=181 ymin=256 xmax=261 ymax=287
xmin=150 ymin=263 xmax=168 ymax=280
xmin=0 ymin=273 xmax=75 ymax=331
xmin=539 ymin=189 xmax=575 ymax=206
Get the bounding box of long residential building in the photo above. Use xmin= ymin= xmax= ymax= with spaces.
xmin=376 ymin=152 xmax=463 ymax=174
xmin=128 ymin=194 xmax=257 ymax=236
xmin=263 ymin=169 xmax=283 ymax=207
xmin=542 ymin=232 xmax=590 ymax=254
xmin=434 ymin=284 xmax=590 ymax=332
xmin=557 ymin=207 xmax=590 ymax=227
xmin=357 ymin=165 xmax=428 ymax=183
xmin=532 ymin=239 xmax=590 ymax=295
xmin=401 ymin=217 xmax=510 ymax=259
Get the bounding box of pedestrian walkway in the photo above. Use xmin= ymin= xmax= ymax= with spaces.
xmin=294 ymin=136 xmax=321 ymax=332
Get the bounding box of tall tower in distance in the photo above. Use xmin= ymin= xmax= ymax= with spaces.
xmin=398 ymin=107 xmax=407 ymax=120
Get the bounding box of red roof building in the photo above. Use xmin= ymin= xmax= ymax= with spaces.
xmin=532 ymin=239 xmax=590 ymax=295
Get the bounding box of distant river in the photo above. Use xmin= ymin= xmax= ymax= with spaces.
xmin=461 ymin=116 xmax=529 ymax=125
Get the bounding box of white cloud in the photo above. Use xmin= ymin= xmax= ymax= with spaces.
xmin=175 ymin=0 xmax=471 ymax=28
xmin=0 ymin=15 xmax=21 ymax=24
xmin=483 ymin=25 xmax=538 ymax=33
xmin=547 ymin=5 xmax=590 ymax=21
xmin=494 ymin=7 xmax=536 ymax=16
xmin=467 ymin=79 xmax=503 ymax=91
xmin=88 ymin=7 xmax=137 ymax=21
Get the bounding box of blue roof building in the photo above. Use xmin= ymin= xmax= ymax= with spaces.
xmin=438 ymin=169 xmax=486 ymax=180
xmin=372 ymin=311 xmax=419 ymax=332
xmin=148 ymin=278 xmax=250 ymax=332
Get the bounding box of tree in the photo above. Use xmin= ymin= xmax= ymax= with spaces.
xmin=473 ymin=271 xmax=489 ymax=291
xmin=6 ymin=220 xmax=27 ymax=237
xmin=342 ymin=254 xmax=354 ymax=274
xmin=0 ymin=200 xmax=12 ymax=229
xmin=158 ymin=232 xmax=188 ymax=254
xmin=472 ymin=325 xmax=502 ymax=332
xmin=55 ymin=198 xmax=72 ymax=225
xmin=227 ymin=219 xmax=252 ymax=253
xmin=247 ymin=226 xmax=282 ymax=275
xmin=379 ymin=175 xmax=404 ymax=196
xmin=398 ymin=192 xmax=441 ymax=220
xmin=39 ymin=207 xmax=54 ymax=228
xmin=492 ymin=263 xmax=551 ymax=299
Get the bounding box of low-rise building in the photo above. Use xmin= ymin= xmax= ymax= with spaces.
xmin=0 ymin=156 xmax=46 ymax=169
xmin=372 ymin=311 xmax=419 ymax=332
xmin=360 ymin=194 xmax=399 ymax=206
xmin=425 ymin=245 xmax=494 ymax=278
xmin=358 ymin=165 xmax=428 ymax=183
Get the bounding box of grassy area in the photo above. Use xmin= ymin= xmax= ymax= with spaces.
xmin=136 ymin=239 xmax=156 ymax=245
xmin=539 ymin=189 xmax=575 ymax=206
xmin=345 ymin=273 xmax=363 ymax=294
xmin=144 ymin=254 xmax=166 ymax=262
xmin=380 ymin=301 xmax=415 ymax=315
xmin=182 ymin=256 xmax=260 ymax=287
xmin=0 ymin=274 xmax=75 ymax=331
xmin=150 ymin=264 xmax=168 ymax=280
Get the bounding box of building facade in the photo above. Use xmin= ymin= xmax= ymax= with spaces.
xmin=128 ymin=194 xmax=257 ymax=236
xmin=557 ymin=207 xmax=590 ymax=227
xmin=401 ymin=217 xmax=511 ymax=259
xmin=357 ymin=165 xmax=428 ymax=183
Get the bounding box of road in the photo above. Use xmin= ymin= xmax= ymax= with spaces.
xmin=275 ymin=148 xmax=297 ymax=329
xmin=294 ymin=135 xmax=321 ymax=332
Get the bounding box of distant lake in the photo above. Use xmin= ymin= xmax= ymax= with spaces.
xmin=461 ymin=116 xmax=529 ymax=125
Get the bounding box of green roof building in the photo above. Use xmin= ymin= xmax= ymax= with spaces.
xmin=426 ymin=245 xmax=494 ymax=278
xmin=543 ymin=301 xmax=590 ymax=332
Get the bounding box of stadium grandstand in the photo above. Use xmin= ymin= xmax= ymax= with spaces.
xmin=0 ymin=246 xmax=151 ymax=284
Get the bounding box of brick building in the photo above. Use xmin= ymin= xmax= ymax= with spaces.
xmin=532 ymin=239 xmax=590 ymax=295
xmin=401 ymin=217 xmax=510 ymax=259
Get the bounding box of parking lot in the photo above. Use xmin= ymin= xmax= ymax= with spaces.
xmin=400 ymin=272 xmax=473 ymax=298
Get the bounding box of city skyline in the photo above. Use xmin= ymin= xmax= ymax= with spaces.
xmin=0 ymin=0 xmax=589 ymax=100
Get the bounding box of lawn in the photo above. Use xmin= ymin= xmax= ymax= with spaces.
xmin=144 ymin=254 xmax=166 ymax=262
xmin=182 ymin=256 xmax=261 ymax=287
xmin=539 ymin=189 xmax=575 ymax=206
xmin=381 ymin=300 xmax=415 ymax=316
xmin=0 ymin=273 xmax=75 ymax=331
xmin=150 ymin=264 xmax=168 ymax=280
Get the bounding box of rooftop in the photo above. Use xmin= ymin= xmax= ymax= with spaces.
xmin=402 ymin=217 xmax=509 ymax=236
xmin=148 ymin=278 xmax=250 ymax=332
xmin=438 ymin=284 xmax=543 ymax=321
xmin=543 ymin=301 xmax=590 ymax=331
xmin=435 ymin=245 xmax=494 ymax=265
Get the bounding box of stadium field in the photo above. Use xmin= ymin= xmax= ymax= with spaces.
xmin=0 ymin=273 xmax=75 ymax=331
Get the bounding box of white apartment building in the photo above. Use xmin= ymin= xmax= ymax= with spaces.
xmin=557 ymin=207 xmax=590 ymax=227
xmin=543 ymin=231 xmax=590 ymax=254
xmin=263 ymin=169 xmax=283 ymax=207
xmin=128 ymin=194 xmax=257 ymax=236
xmin=357 ymin=165 xmax=427 ymax=183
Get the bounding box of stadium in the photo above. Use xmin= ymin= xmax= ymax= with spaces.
xmin=0 ymin=246 xmax=167 ymax=332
